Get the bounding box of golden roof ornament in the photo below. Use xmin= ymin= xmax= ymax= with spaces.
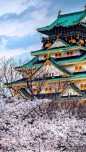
xmin=84 ymin=5 xmax=86 ymax=10
xmin=58 ymin=10 xmax=61 ymax=17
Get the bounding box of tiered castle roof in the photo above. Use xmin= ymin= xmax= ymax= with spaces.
xmin=4 ymin=7 xmax=86 ymax=100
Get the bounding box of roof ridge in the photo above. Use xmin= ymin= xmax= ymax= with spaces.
xmin=59 ymin=10 xmax=85 ymax=17
xmin=70 ymin=82 xmax=83 ymax=95
xmin=50 ymin=58 xmax=71 ymax=76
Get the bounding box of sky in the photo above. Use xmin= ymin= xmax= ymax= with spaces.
xmin=0 ymin=0 xmax=86 ymax=61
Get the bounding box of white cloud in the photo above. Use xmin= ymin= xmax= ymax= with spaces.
xmin=0 ymin=37 xmax=8 ymax=49
xmin=0 ymin=0 xmax=53 ymax=37
xmin=0 ymin=0 xmax=40 ymax=16
xmin=0 ymin=44 xmax=41 ymax=59
xmin=0 ymin=10 xmax=54 ymax=37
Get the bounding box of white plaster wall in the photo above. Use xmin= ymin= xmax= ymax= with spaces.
xmin=63 ymin=62 xmax=86 ymax=73
xmin=39 ymin=50 xmax=80 ymax=61
xmin=39 ymin=82 xmax=59 ymax=94
xmin=81 ymin=17 xmax=86 ymax=23
xmin=62 ymin=88 xmax=77 ymax=96
xmin=62 ymin=50 xmax=80 ymax=57
xmin=50 ymin=54 xmax=55 ymax=58
xmin=33 ymin=64 xmax=63 ymax=79
xmin=75 ymin=80 xmax=86 ymax=90
xmin=39 ymin=55 xmax=44 ymax=60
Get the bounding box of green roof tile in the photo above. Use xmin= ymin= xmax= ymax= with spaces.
xmin=70 ymin=82 xmax=83 ymax=95
xmin=19 ymin=88 xmax=32 ymax=99
xmin=37 ymin=10 xmax=86 ymax=31
xmin=50 ymin=58 xmax=71 ymax=76
xmin=15 ymin=57 xmax=39 ymax=69
xmin=4 ymin=79 xmax=27 ymax=86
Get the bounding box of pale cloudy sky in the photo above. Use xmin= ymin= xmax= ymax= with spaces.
xmin=0 ymin=0 xmax=86 ymax=60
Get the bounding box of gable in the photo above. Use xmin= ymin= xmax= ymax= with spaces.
xmin=49 ymin=39 xmax=67 ymax=49
xmin=81 ymin=16 xmax=86 ymax=23
xmin=33 ymin=60 xmax=65 ymax=79
xmin=61 ymin=85 xmax=79 ymax=97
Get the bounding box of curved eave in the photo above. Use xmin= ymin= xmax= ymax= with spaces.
xmin=15 ymin=57 xmax=39 ymax=70
xmin=19 ymin=88 xmax=32 ymax=100
xmin=37 ymin=10 xmax=85 ymax=32
xmin=4 ymin=79 xmax=27 ymax=87
xmin=70 ymin=83 xmax=84 ymax=96
xmin=37 ymin=22 xmax=86 ymax=33
xmin=31 ymin=73 xmax=86 ymax=83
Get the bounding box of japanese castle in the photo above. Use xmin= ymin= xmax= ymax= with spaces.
xmin=4 ymin=6 xmax=86 ymax=101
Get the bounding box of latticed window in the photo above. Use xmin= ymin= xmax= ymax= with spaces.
xmin=58 ymin=86 xmax=62 ymax=92
xmin=79 ymin=66 xmax=82 ymax=72
xmin=33 ymin=90 xmax=35 ymax=94
xmin=44 ymin=55 xmax=47 ymax=60
xmin=67 ymin=51 xmax=73 ymax=56
xmin=70 ymin=51 xmax=73 ymax=56
xmin=45 ymin=88 xmax=52 ymax=93
xmin=55 ymin=53 xmax=62 ymax=58
xmin=49 ymin=88 xmax=52 ymax=93
xmin=59 ymin=53 xmax=62 ymax=57
xmin=67 ymin=52 xmax=69 ymax=56
xmin=26 ymin=73 xmax=29 ymax=78
xmin=75 ymin=66 xmax=82 ymax=72
xmin=45 ymin=88 xmax=48 ymax=93
xmin=55 ymin=53 xmax=59 ymax=58
xmin=52 ymin=73 xmax=54 ymax=77
xmin=80 ymin=84 xmax=83 ymax=90
xmin=75 ymin=66 xmax=78 ymax=72
xmin=84 ymin=84 xmax=86 ymax=90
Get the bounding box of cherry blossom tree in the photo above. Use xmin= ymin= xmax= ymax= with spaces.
xmin=0 ymin=98 xmax=86 ymax=151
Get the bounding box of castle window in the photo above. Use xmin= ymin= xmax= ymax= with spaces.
xmin=59 ymin=53 xmax=62 ymax=57
xmin=45 ymin=88 xmax=52 ymax=93
xmin=52 ymin=73 xmax=54 ymax=77
xmin=33 ymin=90 xmax=35 ymax=94
xmin=44 ymin=55 xmax=47 ymax=60
xmin=67 ymin=52 xmax=69 ymax=56
xmin=49 ymin=88 xmax=52 ymax=93
xmin=45 ymin=74 xmax=48 ymax=77
xmin=58 ymin=86 xmax=62 ymax=92
xmin=26 ymin=73 xmax=29 ymax=78
xmin=75 ymin=66 xmax=82 ymax=72
xmin=43 ymin=74 xmax=45 ymax=78
xmin=55 ymin=53 xmax=62 ymax=58
xmin=55 ymin=53 xmax=59 ymax=58
xmin=75 ymin=66 xmax=78 ymax=72
xmin=45 ymin=88 xmax=48 ymax=93
xmin=84 ymin=84 xmax=86 ymax=90
xmin=67 ymin=52 xmax=73 ymax=57
xmin=79 ymin=66 xmax=82 ymax=72
xmin=80 ymin=84 xmax=83 ymax=90
xmin=70 ymin=51 xmax=73 ymax=56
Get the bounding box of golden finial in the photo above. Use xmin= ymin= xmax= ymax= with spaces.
xmin=58 ymin=10 xmax=61 ymax=17
xmin=84 ymin=5 xmax=86 ymax=10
